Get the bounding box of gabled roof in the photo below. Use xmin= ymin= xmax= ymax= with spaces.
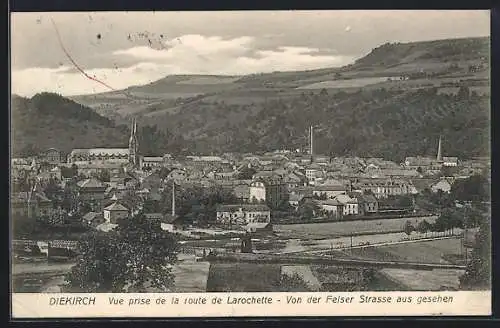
xmin=142 ymin=157 xmax=164 ymax=162
xmin=313 ymin=184 xmax=346 ymax=192
xmin=11 ymin=192 xmax=51 ymax=203
xmin=307 ymin=164 xmax=323 ymax=170
xmin=288 ymin=194 xmax=305 ymax=202
xmin=216 ymin=204 xmax=270 ymax=212
xmin=246 ymin=222 xmax=271 ymax=229
xmin=145 ymin=213 xmax=163 ymax=220
xmin=320 ymin=199 xmax=344 ymax=206
xmin=82 ymin=212 xmax=102 ymax=222
xmin=96 ymin=222 xmax=118 ymax=232
xmin=411 ymin=178 xmax=438 ymax=192
xmin=77 ymin=178 xmax=106 ymax=189
xmin=335 ymin=194 xmax=357 ymax=204
xmin=253 ymin=171 xmax=277 ymax=178
xmin=70 ymin=148 xmax=129 ymax=156
xmin=358 ymin=193 xmax=378 ymax=203
xmin=163 ymin=214 xmax=180 ymax=224
xmin=103 ymin=202 xmax=128 ymax=212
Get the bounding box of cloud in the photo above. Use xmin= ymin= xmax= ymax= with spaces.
xmin=11 ymin=63 xmax=177 ymax=96
xmin=12 ymin=34 xmax=355 ymax=97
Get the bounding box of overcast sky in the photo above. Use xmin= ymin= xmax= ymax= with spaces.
xmin=11 ymin=10 xmax=490 ymax=97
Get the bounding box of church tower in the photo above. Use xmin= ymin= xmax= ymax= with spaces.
xmin=129 ymin=117 xmax=139 ymax=167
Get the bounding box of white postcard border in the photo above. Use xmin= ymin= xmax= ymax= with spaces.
xmin=12 ymin=291 xmax=491 ymax=318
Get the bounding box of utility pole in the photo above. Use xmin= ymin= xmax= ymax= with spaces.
xmin=464 ymin=204 xmax=468 ymax=266
xmin=350 ymin=234 xmax=353 ymax=255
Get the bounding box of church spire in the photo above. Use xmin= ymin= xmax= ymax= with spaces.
xmin=129 ymin=117 xmax=139 ymax=167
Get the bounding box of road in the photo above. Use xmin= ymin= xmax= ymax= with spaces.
xmin=208 ymin=253 xmax=467 ymax=270
xmin=284 ymin=236 xmax=462 ymax=256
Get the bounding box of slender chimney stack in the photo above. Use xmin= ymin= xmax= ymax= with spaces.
xmin=437 ymin=135 xmax=443 ymax=162
xmin=171 ymin=180 xmax=176 ymax=217
xmin=310 ymin=125 xmax=314 ymax=157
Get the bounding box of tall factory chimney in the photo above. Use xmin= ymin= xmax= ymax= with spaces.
xmin=436 ymin=135 xmax=443 ymax=162
xmin=310 ymin=125 xmax=314 ymax=157
xmin=171 ymin=180 xmax=176 ymax=217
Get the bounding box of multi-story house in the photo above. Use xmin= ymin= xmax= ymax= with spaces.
xmin=39 ymin=148 xmax=62 ymax=164
xmin=282 ymin=172 xmax=306 ymax=191
xmin=77 ymin=178 xmax=107 ymax=211
xmin=140 ymin=156 xmax=165 ymax=170
xmin=305 ymin=163 xmax=324 ymax=184
xmin=312 ymin=184 xmax=347 ymax=199
xmin=355 ymin=179 xmax=412 ymax=199
xmin=216 ymin=204 xmax=271 ymax=227
xmin=431 ymin=179 xmax=453 ymax=193
xmin=358 ymin=193 xmax=379 ymax=214
xmin=249 ymin=177 xmax=287 ymax=209
xmin=442 ymin=157 xmax=459 ymax=167
xmin=318 ymin=199 xmax=344 ymax=219
xmin=103 ymin=202 xmax=129 ymax=224
xmin=335 ymin=193 xmax=364 ymax=216
xmin=11 ymin=191 xmax=56 ymax=219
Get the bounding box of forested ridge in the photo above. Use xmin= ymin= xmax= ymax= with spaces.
xmin=140 ymin=86 xmax=489 ymax=162
xmin=11 ymin=93 xmax=129 ymax=156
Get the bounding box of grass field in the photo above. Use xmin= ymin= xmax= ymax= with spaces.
xmin=350 ymin=238 xmax=464 ymax=264
xmin=206 ymin=263 xmax=282 ymax=292
xmin=379 ymin=268 xmax=465 ymax=291
xmin=275 ymin=216 xmax=437 ymax=239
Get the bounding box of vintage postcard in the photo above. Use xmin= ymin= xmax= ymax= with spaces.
xmin=10 ymin=10 xmax=491 ymax=318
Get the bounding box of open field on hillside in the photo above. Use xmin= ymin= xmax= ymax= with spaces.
xmin=297 ymin=77 xmax=390 ymax=89
xmin=176 ymin=76 xmax=241 ymax=85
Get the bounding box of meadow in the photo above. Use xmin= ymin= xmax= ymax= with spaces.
xmin=350 ymin=238 xmax=463 ymax=264
xmin=274 ymin=216 xmax=437 ymax=239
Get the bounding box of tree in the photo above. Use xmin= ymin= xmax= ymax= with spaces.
xmin=416 ymin=166 xmax=423 ymax=174
xmin=457 ymin=86 xmax=470 ymax=100
xmin=403 ymin=220 xmax=414 ymax=236
xmin=432 ymin=208 xmax=463 ymax=232
xmin=275 ymin=273 xmax=310 ymax=292
xmin=440 ymin=165 xmax=459 ymax=177
xmin=122 ymin=190 xmax=141 ymax=214
xmin=158 ymin=167 xmax=173 ymax=180
xmin=416 ymin=219 xmax=432 ymax=234
xmin=61 ymin=179 xmax=79 ymax=213
xmin=451 ymin=174 xmax=490 ymax=203
xmin=237 ymin=166 xmax=257 ymax=180
xmin=71 ymin=164 xmax=79 ymax=177
xmin=98 ymin=169 xmax=111 ymax=183
xmin=460 ymin=216 xmax=490 ymax=290
xmin=64 ymin=214 xmax=179 ymax=292
xmin=298 ymin=201 xmax=320 ymax=220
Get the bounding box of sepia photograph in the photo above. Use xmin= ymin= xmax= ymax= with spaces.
xmin=10 ymin=10 xmax=491 ymax=317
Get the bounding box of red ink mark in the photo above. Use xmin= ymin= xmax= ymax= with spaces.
xmin=50 ymin=18 xmax=116 ymax=92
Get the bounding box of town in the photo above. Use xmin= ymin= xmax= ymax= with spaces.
xmin=11 ymin=117 xmax=490 ymax=293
